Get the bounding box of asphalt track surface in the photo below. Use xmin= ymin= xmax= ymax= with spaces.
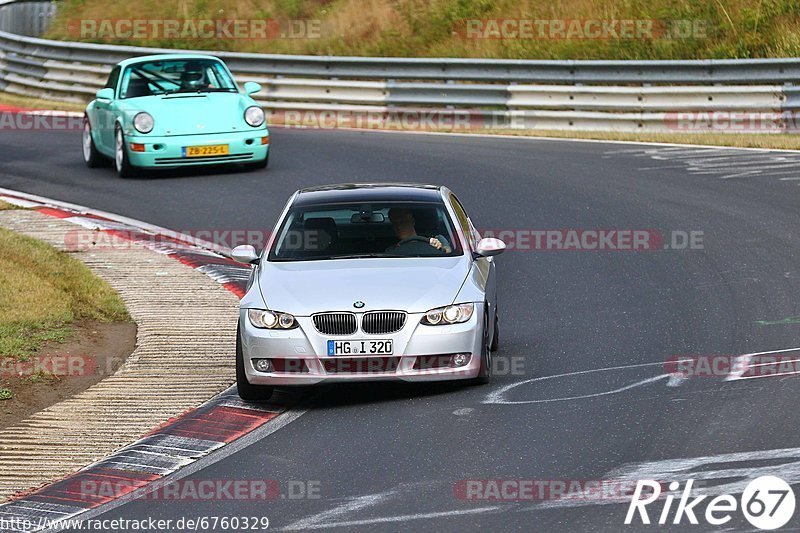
xmin=3 ymin=127 xmax=800 ymax=532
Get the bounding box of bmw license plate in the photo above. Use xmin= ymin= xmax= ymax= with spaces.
xmin=182 ymin=144 xmax=229 ymax=157
xmin=327 ymin=339 xmax=393 ymax=356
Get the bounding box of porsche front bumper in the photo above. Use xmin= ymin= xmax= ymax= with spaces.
xmin=125 ymin=130 xmax=269 ymax=168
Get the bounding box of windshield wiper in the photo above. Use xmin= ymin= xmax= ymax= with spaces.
xmin=270 ymin=253 xmax=395 ymax=261
xmin=327 ymin=253 xmax=396 ymax=259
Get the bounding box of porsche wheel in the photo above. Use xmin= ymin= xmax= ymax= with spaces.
xmin=114 ymin=126 xmax=135 ymax=178
xmin=82 ymin=118 xmax=103 ymax=168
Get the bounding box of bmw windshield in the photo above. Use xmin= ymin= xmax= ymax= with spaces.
xmin=268 ymin=202 xmax=464 ymax=261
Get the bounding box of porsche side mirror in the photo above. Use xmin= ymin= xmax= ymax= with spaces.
xmin=95 ymin=88 xmax=114 ymax=102
xmin=475 ymin=238 xmax=506 ymax=257
xmin=232 ymin=244 xmax=260 ymax=264
xmin=243 ymin=81 xmax=262 ymax=95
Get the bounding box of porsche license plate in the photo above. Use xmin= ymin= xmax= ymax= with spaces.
xmin=182 ymin=144 xmax=229 ymax=157
xmin=327 ymin=339 xmax=393 ymax=356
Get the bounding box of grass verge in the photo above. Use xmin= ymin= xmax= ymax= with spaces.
xmin=0 ymin=225 xmax=129 ymax=361
xmin=45 ymin=0 xmax=800 ymax=59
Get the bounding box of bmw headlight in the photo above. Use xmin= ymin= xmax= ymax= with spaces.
xmin=248 ymin=309 xmax=298 ymax=329
xmin=421 ymin=303 xmax=474 ymax=325
xmin=244 ymin=106 xmax=265 ymax=127
xmin=133 ymin=112 xmax=154 ymax=134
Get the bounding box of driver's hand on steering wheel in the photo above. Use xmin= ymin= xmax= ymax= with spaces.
xmin=429 ymin=237 xmax=451 ymax=253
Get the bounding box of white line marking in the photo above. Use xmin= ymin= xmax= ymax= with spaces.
xmin=281 ymin=489 xmax=401 ymax=531
xmin=725 ymin=346 xmax=800 ymax=381
xmin=744 ymin=357 xmax=800 ymax=369
xmin=280 ymin=506 xmax=501 ymax=530
xmin=527 ymin=446 xmax=800 ymax=511
xmin=728 ymin=370 xmax=800 ymax=381
xmin=484 ymin=361 xmax=669 ymax=405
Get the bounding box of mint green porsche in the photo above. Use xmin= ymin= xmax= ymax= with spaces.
xmin=83 ymin=54 xmax=269 ymax=178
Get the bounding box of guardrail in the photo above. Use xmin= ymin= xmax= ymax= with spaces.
xmin=0 ymin=1 xmax=798 ymax=132
xmin=0 ymin=0 xmax=52 ymax=36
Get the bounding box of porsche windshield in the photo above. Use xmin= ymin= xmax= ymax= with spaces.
xmin=268 ymin=202 xmax=464 ymax=261
xmin=120 ymin=59 xmax=237 ymax=98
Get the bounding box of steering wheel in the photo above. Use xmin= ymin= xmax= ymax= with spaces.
xmin=397 ymin=235 xmax=433 ymax=246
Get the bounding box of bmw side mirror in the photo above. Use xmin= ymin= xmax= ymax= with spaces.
xmin=475 ymin=238 xmax=506 ymax=258
xmin=243 ymin=82 xmax=262 ymax=95
xmin=232 ymin=244 xmax=260 ymax=264
xmin=95 ymin=88 xmax=114 ymax=102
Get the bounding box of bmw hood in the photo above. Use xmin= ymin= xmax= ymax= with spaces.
xmin=122 ymin=93 xmax=257 ymax=136
xmin=256 ymin=257 xmax=472 ymax=315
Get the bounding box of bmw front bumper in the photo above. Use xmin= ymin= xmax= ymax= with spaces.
xmin=239 ymin=305 xmax=485 ymax=386
xmin=125 ymin=130 xmax=269 ymax=168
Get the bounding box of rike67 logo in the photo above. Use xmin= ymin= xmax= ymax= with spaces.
xmin=626 ymin=476 xmax=795 ymax=530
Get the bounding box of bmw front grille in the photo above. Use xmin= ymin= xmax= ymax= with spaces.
xmin=312 ymin=313 xmax=357 ymax=335
xmin=362 ymin=311 xmax=406 ymax=334
xmin=311 ymin=311 xmax=407 ymax=335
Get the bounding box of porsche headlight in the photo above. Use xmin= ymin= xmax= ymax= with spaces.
xmin=421 ymin=303 xmax=474 ymax=325
xmin=248 ymin=309 xmax=297 ymax=329
xmin=133 ymin=112 xmax=154 ymax=134
xmin=244 ymin=106 xmax=265 ymax=127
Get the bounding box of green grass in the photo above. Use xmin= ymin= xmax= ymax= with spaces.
xmin=44 ymin=0 xmax=800 ymax=59
xmin=0 ymin=201 xmax=18 ymax=211
xmin=0 ymin=388 xmax=10 ymax=400
xmin=0 ymin=227 xmax=129 ymax=360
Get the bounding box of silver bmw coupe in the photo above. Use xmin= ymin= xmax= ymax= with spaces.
xmin=231 ymin=183 xmax=506 ymax=401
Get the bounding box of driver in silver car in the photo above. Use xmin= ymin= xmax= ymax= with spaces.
xmin=387 ymin=208 xmax=451 ymax=254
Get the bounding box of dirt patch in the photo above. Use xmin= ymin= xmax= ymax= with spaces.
xmin=0 ymin=320 xmax=136 ymax=428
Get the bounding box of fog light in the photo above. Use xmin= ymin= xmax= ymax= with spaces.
xmin=253 ymin=358 xmax=272 ymax=372
xmin=451 ymin=353 xmax=470 ymax=367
